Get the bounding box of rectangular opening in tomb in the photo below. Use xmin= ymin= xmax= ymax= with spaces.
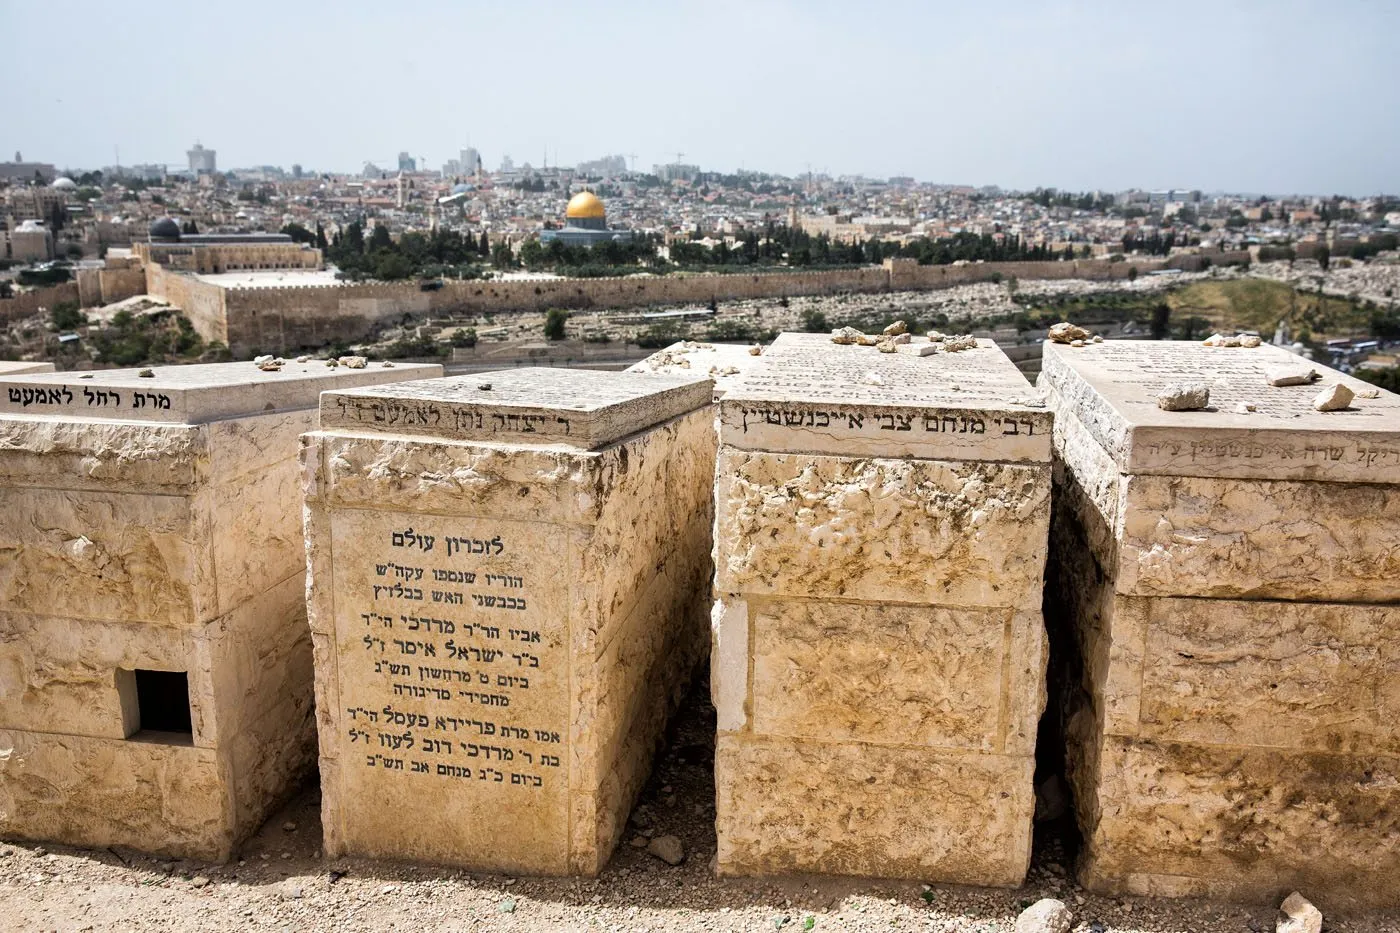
xmin=125 ymin=669 xmax=194 ymax=742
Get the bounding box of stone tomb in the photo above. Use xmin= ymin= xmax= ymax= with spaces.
xmin=712 ymin=332 xmax=1052 ymax=886
xmin=0 ymin=360 xmax=441 ymax=860
xmin=302 ymin=368 xmax=715 ymax=875
xmin=1039 ymin=339 xmax=1400 ymax=907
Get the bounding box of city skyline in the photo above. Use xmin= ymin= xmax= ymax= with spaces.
xmin=2 ymin=1 xmax=1398 ymax=196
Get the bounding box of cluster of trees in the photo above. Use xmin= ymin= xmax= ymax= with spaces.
xmin=323 ymin=221 xmax=492 ymax=281
xmin=520 ymin=234 xmax=664 ymax=274
xmin=1120 ymin=231 xmax=1196 ymax=256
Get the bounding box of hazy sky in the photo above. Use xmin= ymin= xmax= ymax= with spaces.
xmin=3 ymin=1 xmax=1396 ymax=194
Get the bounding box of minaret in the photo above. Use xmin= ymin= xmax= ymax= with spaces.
xmin=396 ymin=172 xmax=406 ymax=209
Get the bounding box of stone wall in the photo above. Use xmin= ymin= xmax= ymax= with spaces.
xmin=143 ymin=258 xmax=1170 ymax=356
xmin=146 ymin=263 xmax=230 ymax=346
xmin=0 ymin=282 xmax=81 ymax=325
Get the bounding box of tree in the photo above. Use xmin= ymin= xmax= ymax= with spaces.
xmin=479 ymin=231 xmax=490 ymax=256
xmin=449 ymin=327 xmax=478 ymax=348
xmin=369 ymin=224 xmax=393 ymax=252
xmin=491 ymin=239 xmax=514 ymax=269
xmin=281 ymin=222 xmax=315 ymax=244
xmin=1317 ymin=246 xmax=1330 ymax=271
xmin=50 ymin=300 xmax=85 ymax=331
xmin=1149 ymin=303 xmax=1171 ymax=339
xmin=1127 ymin=266 xmax=1139 ymax=282
xmin=519 ymin=238 xmax=545 ymax=269
xmin=544 ymin=308 xmax=568 ymax=341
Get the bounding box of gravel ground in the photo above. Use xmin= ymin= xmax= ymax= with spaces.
xmin=5 ymin=683 xmax=1399 ymax=933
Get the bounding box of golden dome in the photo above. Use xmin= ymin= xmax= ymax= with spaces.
xmin=565 ymin=190 xmax=606 ymax=220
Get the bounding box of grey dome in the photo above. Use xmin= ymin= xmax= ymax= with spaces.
xmin=149 ymin=217 xmax=182 ymax=240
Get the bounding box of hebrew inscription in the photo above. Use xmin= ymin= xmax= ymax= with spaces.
xmin=330 ymin=509 xmax=568 ymax=864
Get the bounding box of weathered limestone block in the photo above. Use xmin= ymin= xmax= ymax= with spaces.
xmin=714 ymin=333 xmax=1050 ymax=886
xmin=715 ymin=734 xmax=1035 ymax=886
xmin=1041 ymin=340 xmax=1400 ymax=907
xmin=715 ymin=450 xmax=1049 ymax=610
xmin=0 ymin=360 xmax=439 ymax=860
xmin=303 ymin=369 xmax=714 ymax=875
xmin=1080 ymin=736 xmax=1400 ymax=906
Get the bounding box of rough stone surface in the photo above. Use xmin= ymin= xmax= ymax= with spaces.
xmin=713 ymin=333 xmax=1048 ymax=887
xmin=304 ymin=369 xmax=714 ymax=876
xmin=0 ymin=360 xmax=440 ymax=861
xmin=1043 ymin=339 xmax=1400 ymax=908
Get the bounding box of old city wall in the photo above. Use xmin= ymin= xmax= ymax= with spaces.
xmin=145 ymin=262 xmax=230 ymax=346
xmin=219 ymin=267 xmax=890 ymax=354
xmin=165 ymin=258 xmax=1172 ymax=355
xmin=76 ymin=267 xmax=147 ymax=307
xmin=0 ymin=282 xmax=81 ymax=326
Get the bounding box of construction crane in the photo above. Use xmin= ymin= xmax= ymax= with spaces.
xmin=626 ymin=153 xmax=638 ymax=172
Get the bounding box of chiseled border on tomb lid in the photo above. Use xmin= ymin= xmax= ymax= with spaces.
xmin=718 ymin=333 xmax=1051 ymax=462
xmin=0 ymin=361 xmax=443 ymax=426
xmin=1040 ymin=341 xmax=1400 ymax=483
xmin=318 ymin=367 xmax=713 ymax=450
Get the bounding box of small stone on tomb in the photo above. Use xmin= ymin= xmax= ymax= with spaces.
xmin=1357 ymin=386 xmax=1381 ymax=399
xmin=749 ymin=345 xmax=763 ymax=355
xmin=882 ymin=320 xmax=907 ymax=336
xmin=1312 ymin=383 xmax=1354 ymax=412
xmin=1157 ymin=382 xmax=1211 ymax=411
xmin=1266 ymin=363 xmax=1319 ymax=387
xmin=891 ymin=333 xmax=911 ymax=345
xmin=1048 ymin=322 xmax=1091 ymax=344
xmin=875 ymin=338 xmax=897 ymax=353
xmin=138 ymin=368 xmax=153 ymax=377
xmin=830 ymin=326 xmax=862 ymax=345
xmin=1240 ymin=334 xmax=1262 ymax=348
xmin=339 ymin=356 xmax=367 ymax=369
xmin=855 ymin=333 xmax=880 ymax=346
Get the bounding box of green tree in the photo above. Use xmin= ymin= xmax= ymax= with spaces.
xmin=799 ymin=309 xmax=828 ymax=332
xmin=369 ymin=224 xmax=393 ymax=252
xmin=50 ymin=300 xmax=85 ymax=331
xmin=519 ymin=238 xmax=545 ymax=269
xmin=479 ymin=231 xmax=490 ymax=256
xmin=544 ymin=308 xmax=568 ymax=341
xmin=449 ymin=327 xmax=478 ymax=348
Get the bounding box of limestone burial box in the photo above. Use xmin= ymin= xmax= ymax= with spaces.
xmin=1039 ymin=339 xmax=1400 ymax=907
xmin=302 ymin=368 xmax=715 ymax=875
xmin=0 ymin=359 xmax=441 ymax=860
xmin=712 ymin=332 xmax=1052 ymax=886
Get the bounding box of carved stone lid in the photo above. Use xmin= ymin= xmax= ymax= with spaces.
xmin=718 ymin=332 xmax=1049 ymax=462
xmin=1040 ymin=340 xmax=1400 ymax=482
xmin=0 ymin=361 xmax=443 ymax=425
xmin=319 ymin=367 xmax=713 ymax=449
